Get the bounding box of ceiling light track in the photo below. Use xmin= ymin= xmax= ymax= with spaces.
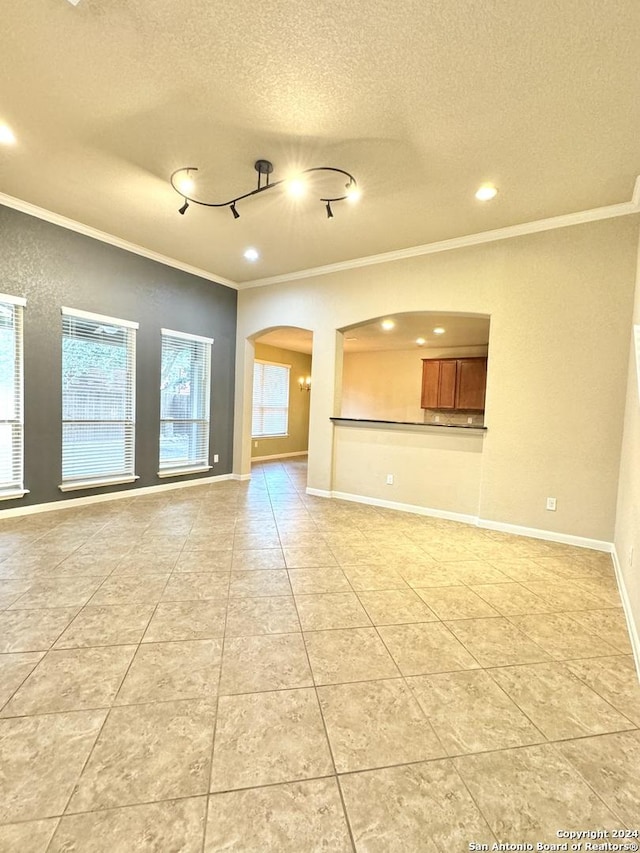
xmin=171 ymin=159 xmax=359 ymax=219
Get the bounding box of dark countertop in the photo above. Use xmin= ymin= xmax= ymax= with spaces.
xmin=330 ymin=417 xmax=487 ymax=431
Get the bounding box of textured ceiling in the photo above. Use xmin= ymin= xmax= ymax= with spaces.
xmin=1 ymin=0 xmax=639 ymax=285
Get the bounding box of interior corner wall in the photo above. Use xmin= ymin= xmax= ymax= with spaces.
xmin=236 ymin=216 xmax=639 ymax=540
xmin=252 ymin=343 xmax=311 ymax=458
xmin=614 ymin=231 xmax=640 ymax=658
xmin=0 ymin=205 xmax=237 ymax=509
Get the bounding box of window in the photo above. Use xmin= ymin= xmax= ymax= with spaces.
xmin=0 ymin=294 xmax=26 ymax=499
xmin=159 ymin=329 xmax=213 ymax=476
xmin=252 ymin=360 xmax=290 ymax=437
xmin=61 ymin=307 xmax=138 ymax=491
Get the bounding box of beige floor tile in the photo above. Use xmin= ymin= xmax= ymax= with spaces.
xmin=574 ymin=576 xmax=623 ymax=606
xmin=490 ymin=662 xmax=635 ymax=739
xmin=442 ymin=560 xmax=510 ymax=584
xmin=408 ymin=670 xmax=542 ymax=755
xmin=287 ymin=567 xmax=352 ymax=594
xmin=206 ymin=779 xmax=352 ymax=853
xmin=396 ymin=563 xmax=460 ymax=588
xmin=566 ymin=655 xmax=640 ymax=726
xmin=295 ymin=592 xmax=371 ymax=630
xmin=454 ymin=744 xmax=620 ymax=844
xmin=0 ymin=607 xmax=78 ymax=653
xmin=0 ymin=818 xmax=59 ymax=853
xmin=228 ymin=570 xmax=292 ymax=598
xmin=446 ymin=617 xmax=550 ymax=667
xmin=49 ymin=797 xmax=206 ymax=853
xmin=116 ymin=639 xmax=222 ymax=704
xmin=557 ymin=731 xmax=640 ymax=827
xmin=142 ymin=600 xmax=227 ymax=642
xmin=378 ymin=622 xmax=480 ymax=675
xmin=415 ymin=585 xmax=498 ymax=619
xmin=225 ymin=595 xmax=300 ymax=636
xmin=162 ymin=572 xmax=230 ymax=601
xmin=304 ymin=627 xmax=400 ymax=685
xmin=339 ymin=759 xmax=494 ymax=853
xmin=233 ymin=532 xmax=281 ymax=550
xmin=357 ymin=588 xmax=438 ymax=625
xmin=1 ymin=645 xmax=136 ymax=716
xmin=210 ymin=688 xmax=333 ymax=791
xmin=488 ymin=557 xmax=560 ymax=583
xmin=283 ymin=546 xmax=338 ymax=569
xmin=112 ymin=551 xmax=179 ymax=576
xmin=421 ymin=544 xmax=478 ymax=562
xmin=90 ymin=574 xmax=171 ymax=606
xmin=54 ymin=604 xmax=154 ymax=648
xmin=51 ymin=551 xmax=120 ymax=577
xmin=470 ymin=582 xmax=551 ymax=615
xmin=231 ymin=548 xmax=285 ymax=571
xmin=68 ymin=699 xmax=215 ymax=812
xmin=174 ymin=550 xmax=233 ymax=573
xmin=9 ymin=577 xmax=104 ymax=609
xmin=0 ymin=651 xmax=44 ymax=707
xmin=521 ymin=580 xmax=605 ymax=611
xmin=220 ymin=633 xmax=313 ymax=694
xmin=341 ymin=565 xmax=408 ymax=591
xmin=566 ymin=608 xmax=632 ymax=653
xmin=317 ymin=678 xmax=444 ymax=772
xmin=509 ymin=613 xmax=618 ymax=660
xmin=0 ymin=709 xmax=106 ymax=822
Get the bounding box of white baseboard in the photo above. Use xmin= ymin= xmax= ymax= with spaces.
xmin=611 ymin=547 xmax=640 ymax=682
xmin=0 ymin=473 xmax=236 ymax=518
xmin=305 ymin=488 xmax=613 ymax=552
xmin=233 ymin=473 xmax=252 ymax=481
xmin=252 ymin=451 xmax=308 ymax=462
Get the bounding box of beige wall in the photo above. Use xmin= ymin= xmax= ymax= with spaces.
xmin=614 ymin=237 xmax=640 ymax=665
xmin=341 ymin=345 xmax=488 ymax=424
xmin=235 ymin=216 xmax=639 ymax=542
xmin=251 ymin=343 xmax=311 ymax=459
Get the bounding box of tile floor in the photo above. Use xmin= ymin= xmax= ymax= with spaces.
xmin=0 ymin=458 xmax=639 ymax=851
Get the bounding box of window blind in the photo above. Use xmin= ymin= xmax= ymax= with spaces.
xmin=159 ymin=329 xmax=213 ymax=474
xmin=252 ymin=360 xmax=290 ymax=438
xmin=61 ymin=307 xmax=138 ymax=489
xmin=0 ymin=294 xmax=26 ymax=498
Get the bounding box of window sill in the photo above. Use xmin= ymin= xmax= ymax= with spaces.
xmin=252 ymin=435 xmax=289 ymax=440
xmin=157 ymin=465 xmax=213 ymax=479
xmin=59 ymin=475 xmax=139 ymax=493
xmin=0 ymin=489 xmax=30 ymax=502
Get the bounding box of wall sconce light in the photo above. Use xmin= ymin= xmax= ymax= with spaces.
xmin=299 ymin=376 xmax=311 ymax=392
xmin=171 ymin=159 xmax=359 ymax=219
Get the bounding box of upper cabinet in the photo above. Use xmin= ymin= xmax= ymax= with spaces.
xmin=421 ymin=357 xmax=487 ymax=411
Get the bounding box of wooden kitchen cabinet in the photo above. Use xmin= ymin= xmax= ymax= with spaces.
xmin=421 ymin=357 xmax=487 ymax=411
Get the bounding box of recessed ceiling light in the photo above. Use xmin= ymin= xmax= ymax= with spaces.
xmin=244 ymin=247 xmax=259 ymax=262
xmin=475 ymin=184 xmax=498 ymax=201
xmin=433 ymin=327 xmax=445 ymax=335
xmin=381 ymin=319 xmax=395 ymax=331
xmin=416 ymin=337 xmax=426 ymax=346
xmin=0 ymin=124 xmax=16 ymax=145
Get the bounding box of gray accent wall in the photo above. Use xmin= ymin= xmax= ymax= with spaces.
xmin=0 ymin=205 xmax=237 ymax=508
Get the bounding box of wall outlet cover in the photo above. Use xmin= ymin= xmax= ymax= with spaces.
xmin=213 ymin=454 xmax=219 ymax=463
xmin=386 ymin=474 xmax=394 ymax=485
xmin=546 ymin=497 xmax=557 ymax=511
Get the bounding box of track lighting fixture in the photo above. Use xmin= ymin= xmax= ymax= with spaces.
xmin=170 ymin=159 xmax=359 ymax=219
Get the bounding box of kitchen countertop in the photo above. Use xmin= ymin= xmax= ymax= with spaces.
xmin=330 ymin=417 xmax=487 ymax=431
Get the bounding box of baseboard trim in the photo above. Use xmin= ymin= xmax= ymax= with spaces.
xmin=304 ymin=488 xmax=614 ymax=551
xmin=232 ymin=473 xmax=252 ymax=481
xmin=0 ymin=473 xmax=236 ymax=518
xmin=611 ymin=547 xmax=640 ymax=682
xmin=252 ymin=452 xmax=308 ymax=462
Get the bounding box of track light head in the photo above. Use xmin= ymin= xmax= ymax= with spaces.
xmin=178 ymin=199 xmax=189 ymax=215
xmin=230 ymin=202 xmax=240 ymax=220
xmin=326 ymin=201 xmax=334 ymax=219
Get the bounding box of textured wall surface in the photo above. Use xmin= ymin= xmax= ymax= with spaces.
xmin=0 ymin=205 xmax=237 ymax=508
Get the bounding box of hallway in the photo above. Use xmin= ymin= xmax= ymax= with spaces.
xmin=0 ymin=458 xmax=638 ymax=851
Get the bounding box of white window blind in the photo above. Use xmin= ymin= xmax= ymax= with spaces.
xmin=252 ymin=360 xmax=290 ymax=438
xmin=61 ymin=307 xmax=138 ymax=490
xmin=0 ymin=294 xmax=26 ymax=498
xmin=159 ymin=329 xmax=212 ymax=475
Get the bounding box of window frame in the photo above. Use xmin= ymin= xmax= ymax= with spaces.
xmin=158 ymin=328 xmax=213 ymax=478
xmin=59 ymin=306 xmax=139 ymax=492
xmin=252 ymin=359 xmax=291 ymax=439
xmin=0 ymin=293 xmax=28 ymax=501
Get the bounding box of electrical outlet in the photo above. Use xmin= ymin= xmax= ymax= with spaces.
xmin=467 ymin=417 xmax=473 ymax=424
xmin=434 ymin=415 xmax=440 ymax=422
xmin=213 ymin=454 xmax=219 ymax=463
xmin=546 ymin=497 xmax=557 ymax=511
xmin=254 ymin=441 xmax=258 ymax=448
xmin=386 ymin=474 xmax=394 ymax=485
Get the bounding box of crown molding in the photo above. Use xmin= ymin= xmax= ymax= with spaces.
xmin=241 ymin=175 xmax=640 ymax=289
xmin=0 ymin=192 xmax=238 ymax=291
